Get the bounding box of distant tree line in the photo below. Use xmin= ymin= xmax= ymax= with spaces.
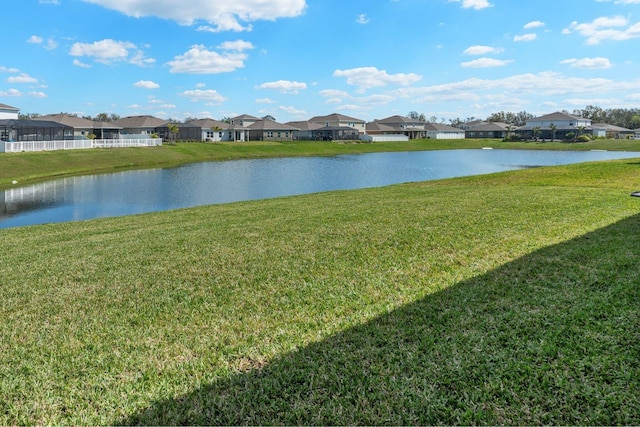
xmin=409 ymin=105 xmax=640 ymax=129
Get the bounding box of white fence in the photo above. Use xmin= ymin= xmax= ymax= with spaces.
xmin=0 ymin=138 xmax=162 ymax=153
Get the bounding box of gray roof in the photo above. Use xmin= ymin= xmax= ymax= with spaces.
xmin=366 ymin=122 xmax=398 ymax=132
xmin=189 ymin=118 xmax=231 ymax=130
xmin=425 ymin=123 xmax=464 ymax=132
xmin=39 ymin=113 xmax=96 ymax=128
xmin=248 ymin=120 xmax=300 ymax=131
xmin=285 ymin=121 xmax=324 ymax=131
xmin=0 ymin=103 xmax=19 ymax=111
xmin=309 ymin=113 xmax=365 ymax=124
xmin=0 ymin=119 xmax=71 ymax=129
xmin=591 ymin=123 xmax=632 ymax=132
xmin=376 ymin=115 xmax=424 ymax=126
xmin=469 ymin=122 xmax=510 ymax=132
xmin=111 ymin=115 xmax=168 ymax=128
xmin=531 ymin=112 xmax=585 ymax=122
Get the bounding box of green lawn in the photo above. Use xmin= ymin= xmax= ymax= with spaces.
xmin=1 ymin=155 xmax=639 ymax=424
xmin=2 ymin=138 xmax=640 ymax=188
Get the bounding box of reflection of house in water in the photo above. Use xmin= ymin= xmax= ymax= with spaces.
xmin=1 ymin=180 xmax=70 ymax=221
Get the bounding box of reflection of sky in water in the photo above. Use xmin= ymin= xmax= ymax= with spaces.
xmin=2 ymin=149 xmax=639 ymax=229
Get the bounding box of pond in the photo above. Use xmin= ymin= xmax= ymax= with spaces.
xmin=2 ymin=149 xmax=639 ymax=229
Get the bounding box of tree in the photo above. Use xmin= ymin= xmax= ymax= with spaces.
xmin=167 ymin=123 xmax=179 ymax=143
xmin=532 ymin=126 xmax=541 ymax=141
xmin=549 ymin=123 xmax=557 ymax=141
xmin=262 ymin=115 xmax=276 ymax=121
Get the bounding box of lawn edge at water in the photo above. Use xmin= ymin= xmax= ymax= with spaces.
xmin=2 ymin=138 xmax=640 ymax=188
xmin=1 ymin=159 xmax=640 ymax=424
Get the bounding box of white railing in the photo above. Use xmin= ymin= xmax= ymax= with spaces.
xmin=1 ymin=138 xmax=162 ymax=153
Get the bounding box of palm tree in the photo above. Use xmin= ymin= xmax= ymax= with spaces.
xmin=167 ymin=123 xmax=179 ymax=143
xmin=549 ymin=123 xmax=557 ymax=141
xmin=532 ymin=126 xmax=541 ymax=141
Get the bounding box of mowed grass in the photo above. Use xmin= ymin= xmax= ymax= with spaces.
xmin=2 ymin=137 xmax=640 ymax=188
xmin=1 ymin=157 xmax=640 ymax=424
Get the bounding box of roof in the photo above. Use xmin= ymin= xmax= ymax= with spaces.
xmin=308 ymin=113 xmax=365 ymax=124
xmin=591 ymin=123 xmax=633 ymax=132
xmin=366 ymin=122 xmax=399 ymax=132
xmin=248 ymin=120 xmax=300 ymax=131
xmin=0 ymin=119 xmax=72 ymax=128
xmin=0 ymin=103 xmax=19 ymax=112
xmin=285 ymin=121 xmax=324 ymax=131
xmin=375 ymin=115 xmax=424 ymax=126
xmin=39 ymin=113 xmax=96 ymax=128
xmin=111 ymin=115 xmax=168 ymax=128
xmin=425 ymin=123 xmax=465 ymax=132
xmin=531 ymin=112 xmax=585 ymax=122
xmin=469 ymin=122 xmax=510 ymax=132
xmin=188 ymin=118 xmax=231 ymax=130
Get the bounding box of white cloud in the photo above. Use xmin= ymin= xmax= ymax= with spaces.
xmin=134 ymin=80 xmax=160 ymax=89
xmin=180 ymin=89 xmax=228 ymax=104
xmin=0 ymin=89 xmax=22 ymax=97
xmin=0 ymin=66 xmax=20 ymax=73
xmin=167 ymin=45 xmax=247 ymax=74
xmin=27 ymin=35 xmax=43 ymax=44
xmin=390 ymin=72 xmax=640 ymax=105
xmin=278 ymin=105 xmax=307 ymax=116
xmin=461 ymin=58 xmax=513 ymax=68
xmin=256 ymin=80 xmax=307 ymax=94
xmin=595 ymin=0 xmax=640 ymax=3
xmin=7 ymin=73 xmax=38 ymax=83
xmin=561 ymin=57 xmax=613 ymax=69
xmin=463 ymin=45 xmax=503 ymax=55
xmin=256 ymin=97 xmax=277 ymax=104
xmin=356 ymin=14 xmax=369 ymax=24
xmin=524 ymin=20 xmax=545 ymax=29
xmin=73 ymin=59 xmax=92 ymax=68
xmin=217 ymin=40 xmax=254 ymax=51
xmin=514 ymin=33 xmax=538 ymax=42
xmin=449 ymin=0 xmax=492 ymax=10
xmin=29 ymin=91 xmax=47 ymax=98
xmin=39 ymin=0 xmax=60 ymax=4
xmin=82 ymin=0 xmax=307 ymax=32
xmin=333 ymin=67 xmax=422 ymax=91
xmin=70 ymin=39 xmax=153 ymax=66
xmin=564 ymin=15 xmax=640 ymax=44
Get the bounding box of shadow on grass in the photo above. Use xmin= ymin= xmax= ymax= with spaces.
xmin=121 ymin=214 xmax=640 ymax=425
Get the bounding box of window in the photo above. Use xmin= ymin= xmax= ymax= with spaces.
xmin=267 ymin=131 xmax=273 ymax=138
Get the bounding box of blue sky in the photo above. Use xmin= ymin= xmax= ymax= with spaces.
xmin=1 ymin=0 xmax=639 ymax=123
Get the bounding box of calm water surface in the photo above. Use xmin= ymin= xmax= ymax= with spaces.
xmin=2 ymin=149 xmax=639 ymax=229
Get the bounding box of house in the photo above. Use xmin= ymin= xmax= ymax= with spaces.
xmin=38 ymin=113 xmax=123 ymax=140
xmin=591 ymin=123 xmax=634 ymax=139
xmin=308 ymin=113 xmax=367 ymax=135
xmin=110 ymin=115 xmax=168 ymax=139
xmin=247 ymin=119 xmax=300 ymax=141
xmin=465 ymin=121 xmax=511 ymax=139
xmin=424 ymin=123 xmax=466 ymax=139
xmin=517 ymin=112 xmax=592 ymax=140
xmin=188 ymin=118 xmax=248 ymax=142
xmin=285 ymin=120 xmax=324 ymax=140
xmin=364 ymin=121 xmax=409 ymax=141
xmin=230 ymin=114 xmax=261 ymax=128
xmin=0 ymin=119 xmax=73 ymax=142
xmin=0 ymin=103 xmax=19 ymax=120
xmin=371 ymin=115 xmax=426 ymax=139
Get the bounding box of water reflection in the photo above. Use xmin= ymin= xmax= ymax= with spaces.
xmin=2 ymin=149 xmax=639 ymax=229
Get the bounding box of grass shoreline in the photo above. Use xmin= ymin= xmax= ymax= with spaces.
xmin=2 ymin=138 xmax=640 ymax=189
xmin=1 ymin=143 xmax=640 ymax=424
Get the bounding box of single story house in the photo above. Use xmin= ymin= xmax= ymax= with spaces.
xmin=285 ymin=120 xmax=324 ymax=140
xmin=370 ymin=116 xmax=426 ymax=139
xmin=39 ymin=113 xmax=122 ymax=139
xmin=110 ymin=115 xmax=168 ymax=139
xmin=247 ymin=119 xmax=300 ymax=141
xmin=465 ymin=121 xmax=510 ymax=139
xmin=424 ymin=123 xmax=466 ymax=139
xmin=188 ymin=118 xmax=248 ymax=142
xmin=0 ymin=119 xmax=73 ymax=142
xmin=591 ymin=123 xmax=635 ymax=139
